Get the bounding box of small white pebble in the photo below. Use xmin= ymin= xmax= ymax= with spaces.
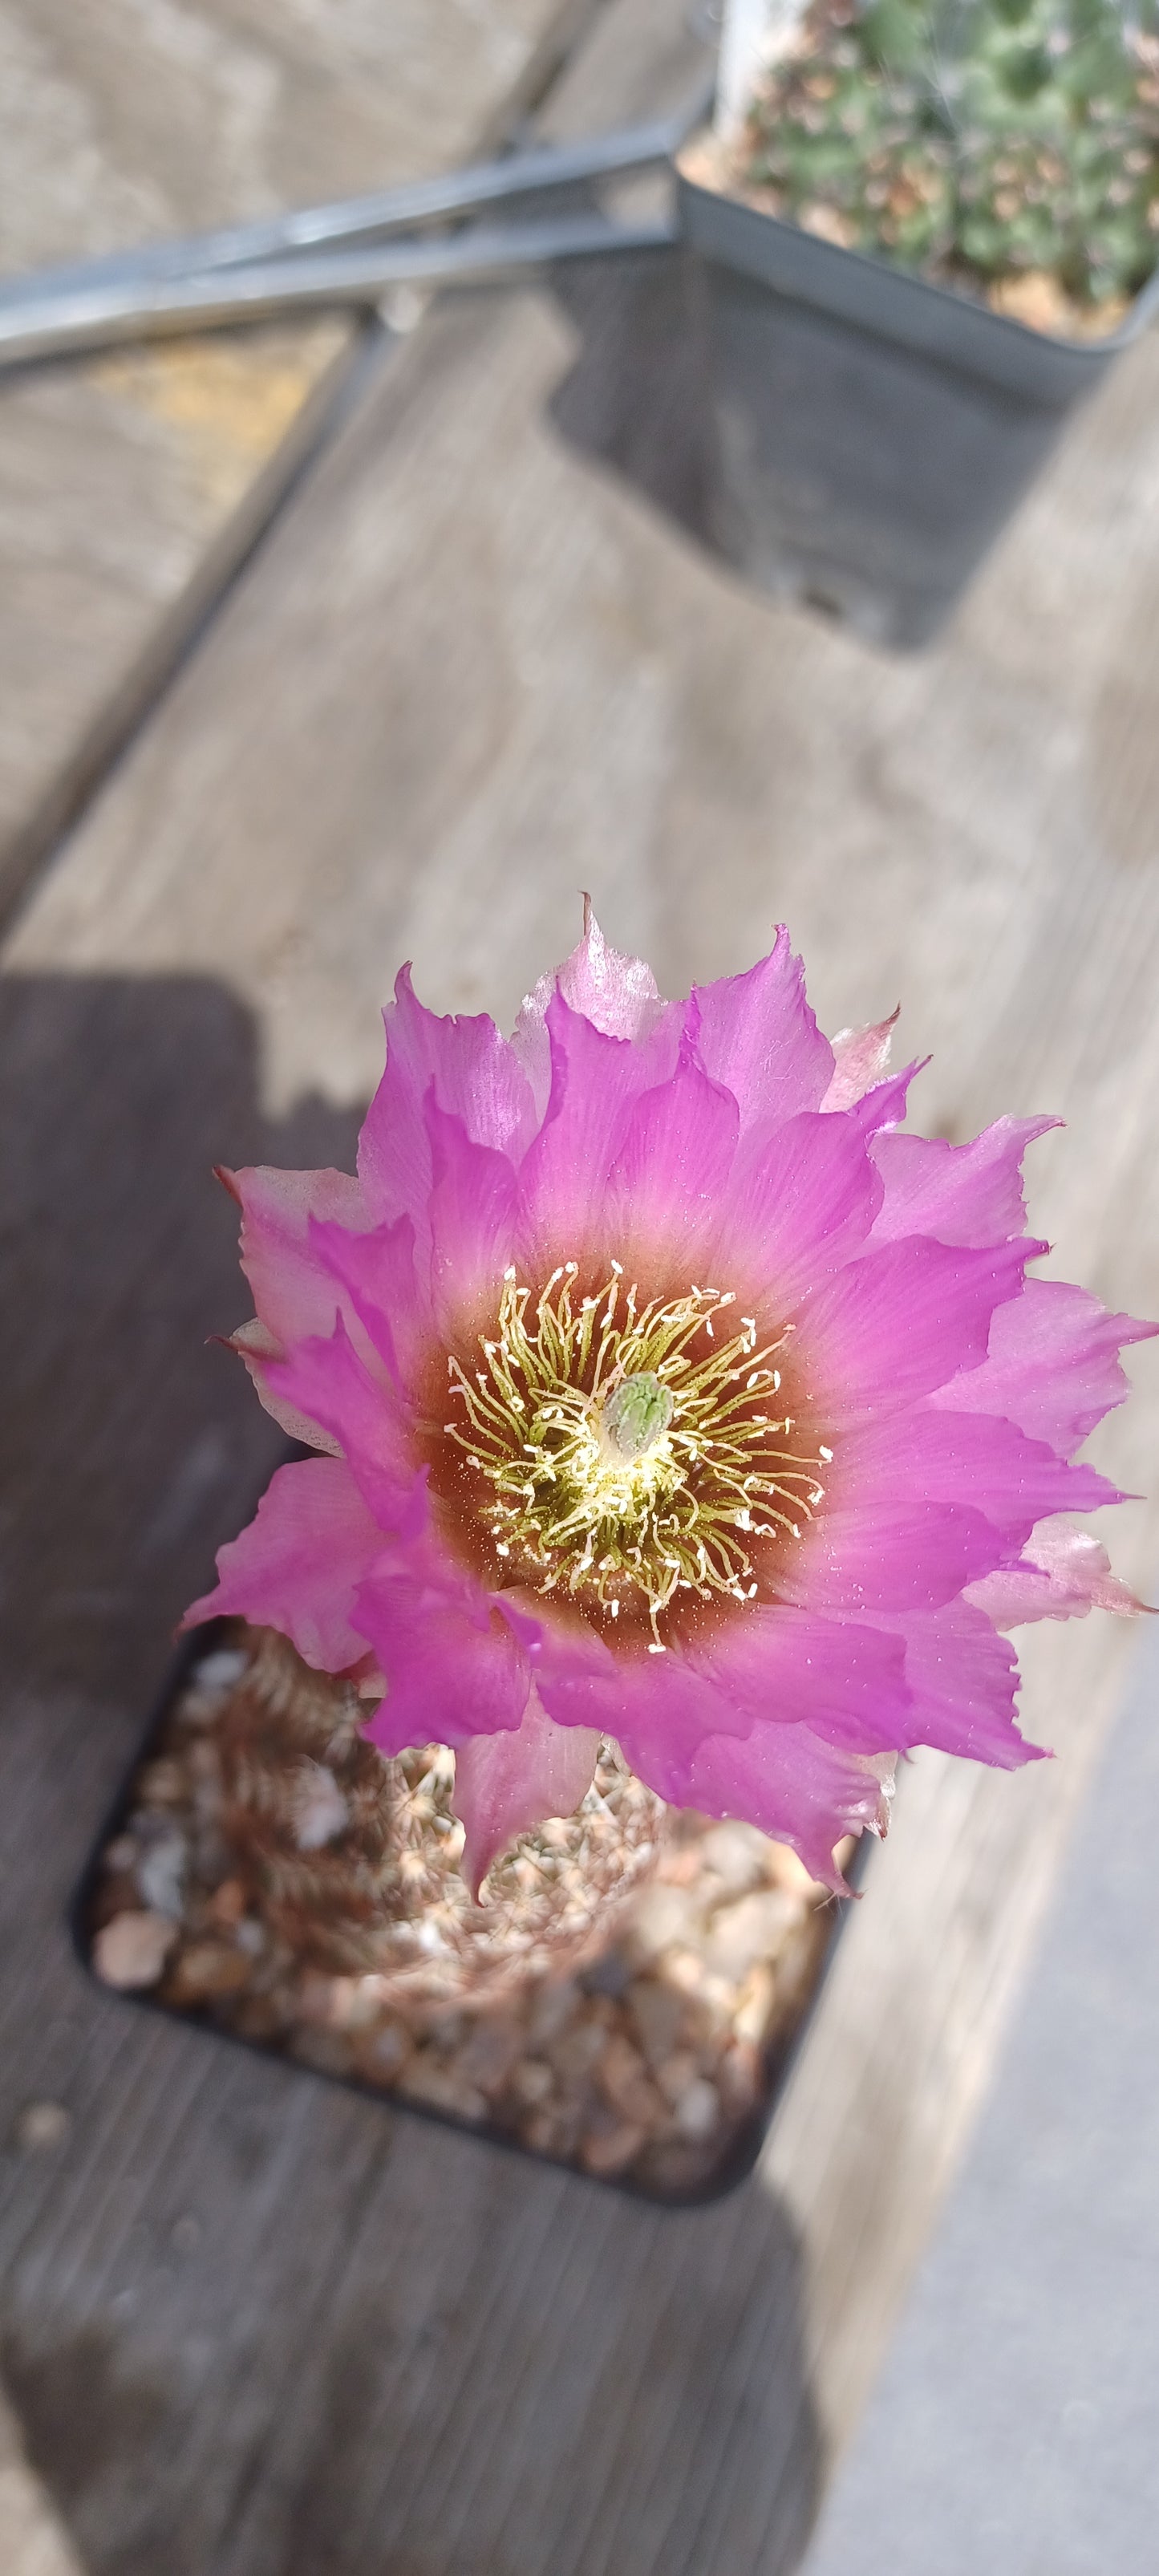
xmin=192 ymin=1648 xmax=247 ymax=1692
xmin=14 ymin=2100 xmax=71 ymax=2152
xmin=362 ymin=2023 xmax=411 ymax=2079
xmin=93 ymin=1910 xmax=177 ymax=1990
xmin=512 ymin=2058 xmax=554 ymax=2106
xmin=291 ymin=1760 xmax=350 ymax=1852
xmin=674 ymin=2076 xmax=720 ymax=2141
xmin=698 ymin=1820 xmax=768 ymax=1893
xmin=626 ymin=1884 xmax=699 ymax=1960
xmin=136 ymin=1829 xmax=186 ymax=1918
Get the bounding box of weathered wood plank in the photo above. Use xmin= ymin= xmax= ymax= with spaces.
xmin=0 ymin=1 xmax=579 ymax=271
xmin=2 ymin=0 xmax=1157 ymax=2569
xmin=0 ymin=0 xmax=572 ymax=915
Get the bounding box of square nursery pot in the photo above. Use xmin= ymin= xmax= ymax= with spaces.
xmin=75 ymin=1618 xmax=863 ymax=2207
xmin=679 ymin=165 xmax=1159 ymax=647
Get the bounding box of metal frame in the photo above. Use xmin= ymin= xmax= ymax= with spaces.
xmin=0 ymin=98 xmax=713 ymax=369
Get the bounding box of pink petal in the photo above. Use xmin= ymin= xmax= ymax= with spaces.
xmin=266 ymin=1320 xmax=419 ymax=1527
xmin=182 ymin=1457 xmax=383 ymax=1671
xmin=798 ymin=1235 xmax=1039 ymax=1420
xmin=222 ymin=1316 xmax=342 ymax=1456
xmin=537 ymin=1606 xmax=909 ymax=1800
xmin=453 ymin=1689 xmax=601 ymax=1894
xmin=512 ymin=904 xmax=670 ymax=1109
xmin=966 ymin=1520 xmax=1149 ymax=1627
xmin=536 ymin=1647 xmax=743 ymax=1795
xmin=779 ymin=1498 xmax=1005 ymax=1616
xmin=228 ymin=1163 xmax=374 ymax=1348
xmin=515 ymin=991 xmax=682 ymax=1268
xmin=683 ymin=1723 xmax=892 ymax=1889
xmin=831 ymin=1408 xmax=1121 ymax=1550
xmin=687 ymin=1604 xmax=910 ymax=1758
xmin=426 ymin=1101 xmax=520 ymax=1328
xmin=689 ymin=929 xmax=836 ymax=1127
xmin=358 ymin=965 xmax=537 ymax=1225
xmin=887 ymin=1600 xmax=1041 ymax=1767
xmin=306 ymin=1211 xmax=429 ymax=1386
xmin=821 ymin=1009 xmax=899 ymax=1112
xmin=356 ymin=1561 xmax=531 ymax=1757
xmin=496 ymin=1587 xmax=620 ymax=1693
xmin=930 ymin=1278 xmax=1157 ymax=1456
xmin=717 ymin=1109 xmax=882 ymax=1304
xmin=604 ymin=1051 xmax=740 ymax=1270
xmin=869 ymin=1118 xmax=1060 ymax=1248
xmin=687 ymin=1597 xmax=1039 ymax=1866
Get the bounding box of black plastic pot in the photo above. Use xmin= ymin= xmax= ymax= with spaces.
xmin=679 ymin=168 xmax=1159 ymax=647
xmin=74 ymin=1618 xmax=865 ymax=2209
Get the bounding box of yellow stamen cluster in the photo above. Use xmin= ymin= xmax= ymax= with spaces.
xmin=443 ymin=1264 xmax=828 ymax=1644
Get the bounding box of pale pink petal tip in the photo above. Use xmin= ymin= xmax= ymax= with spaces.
xmin=512 ymin=902 xmax=667 ymax=1105
xmin=453 ymin=1691 xmax=602 ymax=1897
xmin=821 ymin=1008 xmax=900 ymax=1113
xmin=224 ymin=1316 xmax=342 ymax=1456
xmin=966 ymin=1519 xmax=1151 ymax=1629
xmin=233 ymin=1162 xmax=371 ymax=1347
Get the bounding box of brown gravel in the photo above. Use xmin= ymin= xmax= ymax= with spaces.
xmin=679 ymin=131 xmax=1129 ymax=343
xmin=84 ymin=1633 xmax=851 ymax=2200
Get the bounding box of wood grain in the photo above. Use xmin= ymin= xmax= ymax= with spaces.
xmin=0 ymin=0 xmax=571 ymax=915
xmin=2 ymin=0 xmax=1157 ymax=2566
xmin=0 ymin=2 xmax=579 ymax=271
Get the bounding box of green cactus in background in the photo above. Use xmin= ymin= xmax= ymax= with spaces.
xmin=740 ymin=0 xmax=1159 ymax=316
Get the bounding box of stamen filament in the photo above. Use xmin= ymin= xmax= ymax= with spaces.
xmin=442 ymin=1267 xmax=830 ymax=1625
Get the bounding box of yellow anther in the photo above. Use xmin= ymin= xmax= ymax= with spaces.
xmin=441 ymin=1264 xmax=829 ymax=1625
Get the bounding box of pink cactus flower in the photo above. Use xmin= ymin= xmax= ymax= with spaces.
xmin=184 ymin=916 xmax=1153 ymax=1890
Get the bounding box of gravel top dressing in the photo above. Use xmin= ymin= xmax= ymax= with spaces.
xmin=82 ymin=1627 xmax=851 ymax=2203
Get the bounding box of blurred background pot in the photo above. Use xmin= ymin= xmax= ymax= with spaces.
xmin=679 ymin=163 xmax=1159 ymax=645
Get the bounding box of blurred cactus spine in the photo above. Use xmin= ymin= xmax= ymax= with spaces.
xmin=739 ymin=0 xmax=1159 ymax=312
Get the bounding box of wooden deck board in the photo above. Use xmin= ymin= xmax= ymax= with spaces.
xmin=2 ymin=0 xmax=1157 ymax=2566
xmin=0 ymin=0 xmax=570 ymax=915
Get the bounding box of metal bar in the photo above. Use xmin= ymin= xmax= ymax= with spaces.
xmin=0 ymin=215 xmax=679 ymax=371
xmin=0 ymin=97 xmax=707 ymax=315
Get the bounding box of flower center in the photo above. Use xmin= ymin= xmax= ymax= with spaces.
xmin=440 ymin=1264 xmax=830 ymax=1645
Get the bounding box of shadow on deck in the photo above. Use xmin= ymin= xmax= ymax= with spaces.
xmin=0 ymin=968 xmax=824 ymax=2576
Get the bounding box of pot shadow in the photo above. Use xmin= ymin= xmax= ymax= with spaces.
xmin=545 ymin=240 xmax=1053 ymax=647
xmin=545 ymin=244 xmax=863 ymax=627
xmin=547 ymin=244 xmax=723 ymax=565
xmin=0 ymin=967 xmax=362 ymax=1706
xmin=0 ymin=968 xmax=827 ymax=2576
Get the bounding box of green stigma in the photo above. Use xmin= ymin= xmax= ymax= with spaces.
xmin=439 ymin=1263 xmax=830 ymax=1644
xmin=602 ymin=1372 xmax=674 ymax=1462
